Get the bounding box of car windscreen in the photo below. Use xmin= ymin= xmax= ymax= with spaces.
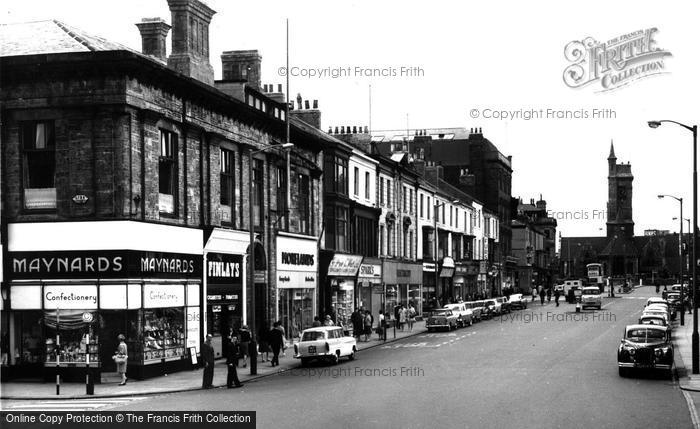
xmin=641 ymin=318 xmax=664 ymax=325
xmin=485 ymin=300 xmax=496 ymax=306
xmin=582 ymin=289 xmax=599 ymax=294
xmin=431 ymin=310 xmax=448 ymax=316
xmin=626 ymin=328 xmax=666 ymax=342
xmin=301 ymin=331 xmax=325 ymax=341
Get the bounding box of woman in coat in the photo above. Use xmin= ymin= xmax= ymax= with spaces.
xmin=115 ymin=334 xmax=128 ymax=385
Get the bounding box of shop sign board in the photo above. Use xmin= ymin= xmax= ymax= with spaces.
xmin=43 ymin=285 xmax=98 ymax=310
xmin=143 ymin=284 xmax=185 ymax=308
xmin=327 ymin=254 xmax=363 ymax=277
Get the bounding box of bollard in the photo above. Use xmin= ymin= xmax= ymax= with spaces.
xmin=86 ymin=367 xmax=94 ymax=395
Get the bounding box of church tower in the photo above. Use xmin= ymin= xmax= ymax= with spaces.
xmin=606 ymin=140 xmax=634 ymax=238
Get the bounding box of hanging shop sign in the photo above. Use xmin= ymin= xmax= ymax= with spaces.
xmin=9 ymin=250 xmax=202 ymax=280
xmin=327 ymin=254 xmax=363 ymax=277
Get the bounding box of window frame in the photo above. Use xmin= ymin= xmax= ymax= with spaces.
xmin=219 ymin=147 xmax=235 ymax=225
xmin=158 ymin=128 xmax=179 ymax=216
xmin=21 ymin=120 xmax=57 ymax=211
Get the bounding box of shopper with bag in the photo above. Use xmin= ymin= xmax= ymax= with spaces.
xmin=113 ymin=334 xmax=128 ymax=386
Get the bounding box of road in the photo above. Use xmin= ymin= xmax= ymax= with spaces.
xmin=4 ymin=286 xmax=697 ymax=428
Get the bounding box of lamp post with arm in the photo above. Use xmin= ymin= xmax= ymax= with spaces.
xmin=248 ymin=142 xmax=293 ymax=375
xmin=649 ymin=120 xmax=698 ymax=373
xmin=659 ymin=194 xmax=684 ymax=325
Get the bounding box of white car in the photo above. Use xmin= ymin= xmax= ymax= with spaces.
xmin=294 ymin=326 xmax=357 ymax=366
xmin=484 ymin=299 xmax=502 ymax=316
xmin=581 ymin=287 xmax=602 ymax=310
xmin=444 ymin=303 xmax=473 ymax=328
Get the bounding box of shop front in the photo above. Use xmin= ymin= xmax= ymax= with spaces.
xmin=439 ymin=256 xmax=455 ymax=304
xmin=324 ymin=253 xmax=363 ymax=331
xmin=4 ymin=221 xmax=202 ymax=381
xmin=204 ymin=228 xmax=248 ymax=360
xmin=357 ymin=259 xmax=382 ymax=318
xmin=422 ymin=262 xmax=438 ymax=314
xmin=276 ymin=233 xmax=318 ymax=340
xmin=383 ymin=260 xmax=423 ymax=320
xmin=478 ymin=260 xmax=489 ymax=298
xmin=454 ymin=262 xmax=479 ymax=301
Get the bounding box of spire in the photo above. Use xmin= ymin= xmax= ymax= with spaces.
xmin=608 ymin=139 xmax=616 ymax=160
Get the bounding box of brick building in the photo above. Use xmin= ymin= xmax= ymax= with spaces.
xmin=0 ymin=0 xmax=325 ymax=380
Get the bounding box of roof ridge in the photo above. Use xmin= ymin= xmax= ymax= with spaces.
xmin=52 ymin=19 xmax=96 ymax=51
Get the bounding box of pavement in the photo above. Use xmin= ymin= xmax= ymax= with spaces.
xmin=0 ymin=321 xmax=426 ymax=400
xmin=673 ymin=311 xmax=700 ymax=392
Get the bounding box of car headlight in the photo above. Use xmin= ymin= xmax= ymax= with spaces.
xmin=629 ymin=348 xmax=636 ymax=355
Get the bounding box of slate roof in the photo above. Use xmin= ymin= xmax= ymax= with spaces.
xmin=0 ymin=20 xmax=139 ymax=57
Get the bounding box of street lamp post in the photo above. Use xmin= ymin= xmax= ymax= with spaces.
xmin=649 ymin=120 xmax=698 ymax=373
xmin=659 ymin=194 xmax=684 ymax=325
xmin=248 ymin=142 xmax=293 ymax=375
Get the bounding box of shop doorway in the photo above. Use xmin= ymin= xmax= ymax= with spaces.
xmin=207 ymin=303 xmax=241 ymax=359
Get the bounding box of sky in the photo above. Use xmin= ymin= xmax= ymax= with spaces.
xmin=3 ymin=0 xmax=700 ymax=243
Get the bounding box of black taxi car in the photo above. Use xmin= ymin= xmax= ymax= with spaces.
xmin=618 ymin=324 xmax=673 ymax=377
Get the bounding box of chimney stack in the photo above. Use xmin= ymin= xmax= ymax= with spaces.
xmin=221 ymin=50 xmax=262 ymax=90
xmin=289 ymin=94 xmax=322 ymax=129
xmin=135 ymin=18 xmax=171 ymax=62
xmin=166 ymin=0 xmax=216 ymax=85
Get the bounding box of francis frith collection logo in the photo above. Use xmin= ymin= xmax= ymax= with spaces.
xmin=563 ymin=28 xmax=672 ymax=92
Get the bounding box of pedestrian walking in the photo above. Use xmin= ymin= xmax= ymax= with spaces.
xmin=399 ymin=305 xmax=408 ymax=331
xmin=532 ymin=286 xmax=537 ymax=302
xmin=113 ymin=334 xmax=128 ymax=386
xmin=239 ymin=325 xmax=251 ymax=368
xmin=363 ymin=310 xmax=373 ymax=342
xmin=276 ymin=321 xmax=287 ymax=357
xmin=258 ymin=323 xmax=271 ymax=363
xmin=554 ymin=288 xmax=561 ymax=307
xmin=352 ymin=308 xmax=364 ymax=340
xmin=226 ymin=333 xmax=243 ymax=388
xmin=407 ymin=304 xmax=416 ymax=331
xmin=546 ymin=288 xmax=552 ymax=302
xmin=378 ymin=310 xmax=386 ymax=340
xmin=202 ymin=334 xmax=215 ymax=389
xmin=312 ymin=316 xmax=322 ymax=327
xmin=539 ymin=287 xmax=546 ymax=305
xmin=269 ymin=322 xmax=284 ymax=367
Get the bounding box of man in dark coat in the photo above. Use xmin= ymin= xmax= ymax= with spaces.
xmin=268 ymin=322 xmax=285 ymax=367
xmin=351 ymin=308 xmax=364 ymax=340
xmin=202 ymin=334 xmax=215 ymax=389
xmin=226 ymin=335 xmax=243 ymax=388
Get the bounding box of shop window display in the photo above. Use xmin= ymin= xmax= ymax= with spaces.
xmin=43 ymin=310 xmax=99 ymax=366
xmin=332 ymin=289 xmax=353 ymax=330
xmin=12 ymin=311 xmax=43 ymax=365
xmin=141 ymin=308 xmax=186 ymax=363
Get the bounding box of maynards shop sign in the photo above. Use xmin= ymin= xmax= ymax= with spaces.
xmin=9 ymin=250 xmax=203 ymax=280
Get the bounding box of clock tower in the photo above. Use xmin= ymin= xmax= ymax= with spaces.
xmin=606 ymin=141 xmax=634 ymax=238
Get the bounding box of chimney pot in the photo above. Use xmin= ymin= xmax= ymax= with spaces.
xmin=364 ymin=126 xmax=369 ymax=133
xmin=313 ymin=100 xmax=318 ymax=109
xmin=304 ymin=100 xmax=310 ymax=109
xmin=335 ymin=126 xmax=339 ymax=134
xmin=328 ymin=127 xmax=333 ymax=133
xmin=341 ymin=126 xmax=345 ymax=134
xmin=353 ymin=126 xmax=357 ymax=134
xmin=278 ymin=84 xmax=283 ymax=92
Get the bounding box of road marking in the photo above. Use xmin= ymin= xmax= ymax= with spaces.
xmin=2 ymin=396 xmax=150 ymax=412
xmin=683 ymin=390 xmax=700 ymax=429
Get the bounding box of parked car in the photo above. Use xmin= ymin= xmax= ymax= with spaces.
xmin=466 ymin=301 xmax=484 ymax=321
xmin=645 ymin=298 xmax=675 ymax=320
xmin=508 ymin=293 xmax=528 ymax=310
xmin=484 ymin=299 xmax=502 ymax=316
xmin=580 ymin=286 xmax=602 ymax=310
xmin=444 ymin=303 xmax=473 ymax=328
xmin=618 ymin=324 xmax=673 ymax=377
xmin=294 ymin=326 xmax=357 ymax=366
xmin=638 ymin=314 xmax=671 ymax=340
xmin=497 ymin=297 xmax=512 ymax=313
xmin=427 ymin=308 xmax=459 ymax=331
xmin=641 ymin=307 xmax=670 ymax=324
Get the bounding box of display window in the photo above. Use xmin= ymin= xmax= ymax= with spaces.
xmin=278 ymin=289 xmax=314 ymax=339
xmin=12 ymin=311 xmax=43 ymax=365
xmin=138 ymin=308 xmax=186 ymax=363
xmin=43 ymin=310 xmax=99 ymax=366
xmin=332 ymin=289 xmax=354 ymax=329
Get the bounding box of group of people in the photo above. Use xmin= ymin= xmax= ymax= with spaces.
xmin=201 ymin=321 xmax=289 ymax=389
xmin=531 ymin=286 xmax=558 ymax=305
xmin=394 ymin=304 xmax=417 ymax=331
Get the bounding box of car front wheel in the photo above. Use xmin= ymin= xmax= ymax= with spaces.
xmin=348 ymin=348 xmax=356 ymax=361
xmin=331 ymin=353 xmax=340 ymax=365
